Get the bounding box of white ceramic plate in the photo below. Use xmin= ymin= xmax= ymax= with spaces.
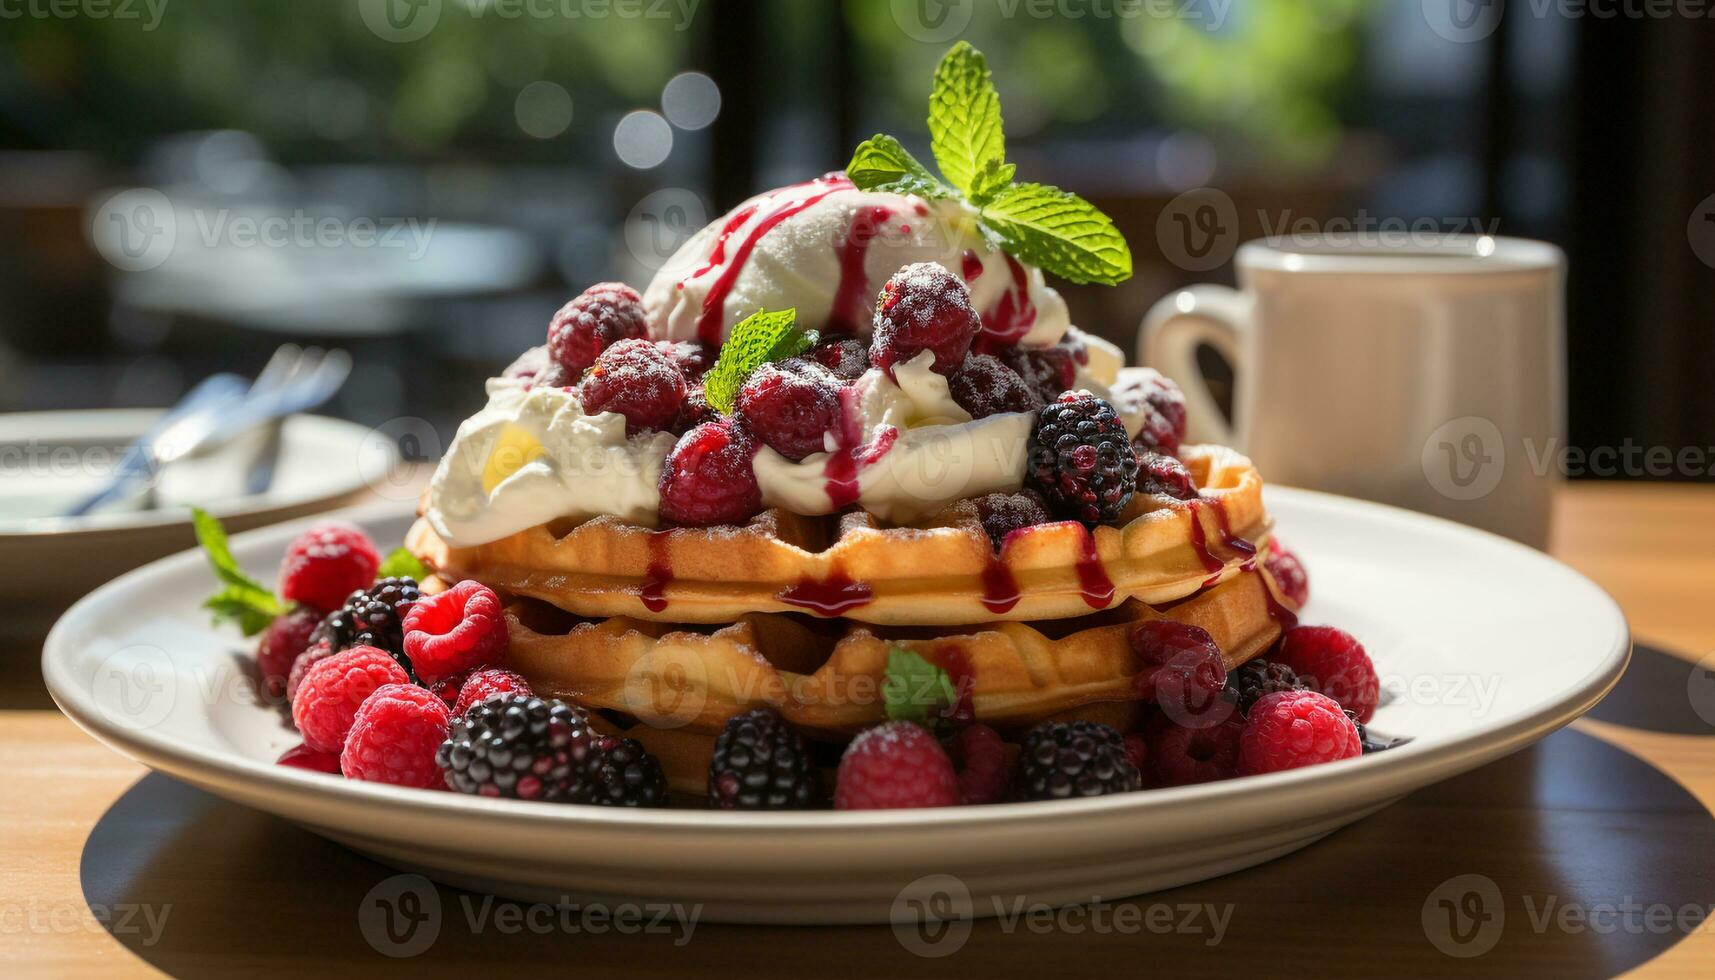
xmin=42 ymin=490 xmax=1629 ymax=924
xmin=0 ymin=410 xmax=400 ymax=605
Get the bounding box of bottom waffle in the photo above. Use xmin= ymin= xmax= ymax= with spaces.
xmin=505 ymin=566 xmax=1297 ymax=745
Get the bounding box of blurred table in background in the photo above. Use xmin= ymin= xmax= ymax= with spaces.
xmin=3 ymin=482 xmax=1714 ymax=977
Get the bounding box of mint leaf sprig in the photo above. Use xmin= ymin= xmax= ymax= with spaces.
xmin=882 ymin=647 xmax=964 ymax=729
xmin=701 ymin=307 xmax=817 ymax=414
xmin=191 ymin=507 xmax=287 ymax=636
xmin=846 ymin=42 xmax=1132 ymax=286
xmin=378 ymin=546 xmax=428 ymax=581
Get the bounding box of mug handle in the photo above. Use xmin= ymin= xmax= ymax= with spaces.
xmin=1137 ymin=285 xmax=1252 ymax=448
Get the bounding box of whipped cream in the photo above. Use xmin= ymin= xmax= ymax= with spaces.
xmin=643 ymin=175 xmax=1069 ymax=349
xmin=754 ymin=351 xmax=1033 ymax=522
xmin=427 ymin=381 xmax=676 ymax=546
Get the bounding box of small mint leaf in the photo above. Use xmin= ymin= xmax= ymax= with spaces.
xmin=929 ymin=41 xmax=1006 ymax=198
xmin=378 ymin=547 xmax=428 ymax=581
xmin=702 ymin=308 xmax=811 ymax=414
xmin=968 ymin=158 xmax=1016 ymax=207
xmin=882 ymin=647 xmax=958 ymax=725
xmin=204 ymin=587 xmax=280 ymax=637
xmin=979 ymin=182 xmax=1132 ymax=285
xmin=192 ymin=507 xmax=286 ymax=635
xmin=846 ymin=135 xmax=955 ymax=200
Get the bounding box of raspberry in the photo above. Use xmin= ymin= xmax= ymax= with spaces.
xmin=1123 ymin=733 xmax=1149 ymax=773
xmin=973 ymin=489 xmax=1050 ymax=550
xmin=1238 ymin=690 xmax=1361 ymax=775
xmin=1275 ymin=626 xmax=1379 ymax=723
xmin=1124 ymin=368 xmax=1188 ymax=455
xmin=999 ymin=344 xmax=1077 ymax=404
xmin=1130 ymin=620 xmax=1229 ymax=728
xmin=1013 ymin=720 xmax=1141 ymax=800
xmin=291 ymin=646 xmax=411 ymax=753
xmin=869 ymin=262 xmax=980 ymax=375
xmin=256 ymin=605 xmax=324 ymax=699
xmin=401 ymin=579 xmax=509 ymax=683
xmin=547 ymin=281 xmax=649 ymax=378
xmin=309 ymin=577 xmax=421 ymax=672
xmin=452 ymin=668 xmax=533 ymax=717
xmin=1136 ymin=450 xmax=1200 ymax=501
xmin=580 ymin=338 xmax=687 ymax=434
xmin=1149 ymin=713 xmax=1243 ymax=786
xmin=658 ymin=420 xmax=763 ymax=527
xmin=285 ymin=640 xmax=336 ymax=703
xmin=591 ymin=736 xmax=668 ymax=807
xmin=1265 ymin=539 xmax=1310 ymax=608
xmin=657 ymin=339 xmax=716 ymax=381
xmin=835 ymin=721 xmax=960 ymax=810
xmin=340 ymin=684 xmax=452 ymax=788
xmin=803 ymin=334 xmax=868 ymax=380
xmin=734 ymin=362 xmax=840 ymax=460
xmin=945 ymin=724 xmax=1009 ymax=805
xmin=948 ymin=353 xmax=1044 ymax=418
xmin=1026 ymin=392 xmax=1138 ymax=524
xmin=1225 ymin=659 xmax=1308 ymax=715
xmin=437 ymin=695 xmax=604 ymax=801
xmin=677 ymin=386 xmax=718 ymax=433
xmin=278 ymin=523 xmax=380 ymax=610
xmin=707 ymin=707 xmax=822 ymax=810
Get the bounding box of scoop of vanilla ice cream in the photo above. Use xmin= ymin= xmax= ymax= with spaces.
xmin=643 ymin=177 xmax=1068 ymax=348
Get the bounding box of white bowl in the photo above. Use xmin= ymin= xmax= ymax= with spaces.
xmin=42 ymin=489 xmax=1629 ymax=924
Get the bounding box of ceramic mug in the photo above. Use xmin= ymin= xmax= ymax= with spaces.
xmin=1138 ymin=235 xmax=1566 ymax=548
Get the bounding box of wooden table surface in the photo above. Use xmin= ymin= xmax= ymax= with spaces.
xmin=4 ymin=483 xmax=1714 ymax=978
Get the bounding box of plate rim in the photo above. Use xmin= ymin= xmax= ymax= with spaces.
xmin=42 ymin=489 xmax=1632 ymax=834
xmin=0 ymin=409 xmax=394 ymax=539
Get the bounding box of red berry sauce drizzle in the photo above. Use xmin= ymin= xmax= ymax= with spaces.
xmin=931 ymin=645 xmax=977 ymax=724
xmin=640 ymin=529 xmax=673 ymax=613
xmin=277 ymin=743 xmax=340 ymax=774
xmin=1074 ymin=524 xmax=1116 ymax=609
xmin=980 ymin=555 xmax=1021 ymax=615
xmin=960 ymin=248 xmax=984 ymax=281
xmin=680 ymin=173 xmax=855 ymax=344
xmin=829 ymin=205 xmax=894 ymax=334
xmin=975 ymin=254 xmax=1037 ymax=351
xmin=823 ymin=388 xmax=899 ymax=509
xmin=778 ymin=568 xmax=874 ymax=616
xmin=1187 ymin=499 xmax=1257 ymax=586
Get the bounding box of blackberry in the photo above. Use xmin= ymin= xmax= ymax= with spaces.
xmin=1226 ymin=659 xmax=1307 ymax=715
xmin=308 ymin=576 xmax=421 ymax=676
xmin=1013 ymin=720 xmax=1141 ymax=800
xmin=1026 ymin=393 xmax=1138 ymax=524
xmin=591 ymin=736 xmax=669 ymax=807
xmin=707 ymin=707 xmax=822 ymax=810
xmin=1350 ymin=711 xmax=1398 ymax=754
xmin=436 ymin=695 xmax=604 ymax=801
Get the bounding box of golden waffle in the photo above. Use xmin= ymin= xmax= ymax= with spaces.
xmin=504 ymin=566 xmax=1296 ymax=742
xmin=409 ymin=444 xmax=1270 ymax=627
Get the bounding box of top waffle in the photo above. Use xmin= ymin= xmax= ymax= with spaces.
xmin=408 ymin=443 xmax=1271 ymax=626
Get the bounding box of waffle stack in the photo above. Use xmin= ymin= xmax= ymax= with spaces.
xmin=408 ymin=444 xmax=1299 ymax=792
